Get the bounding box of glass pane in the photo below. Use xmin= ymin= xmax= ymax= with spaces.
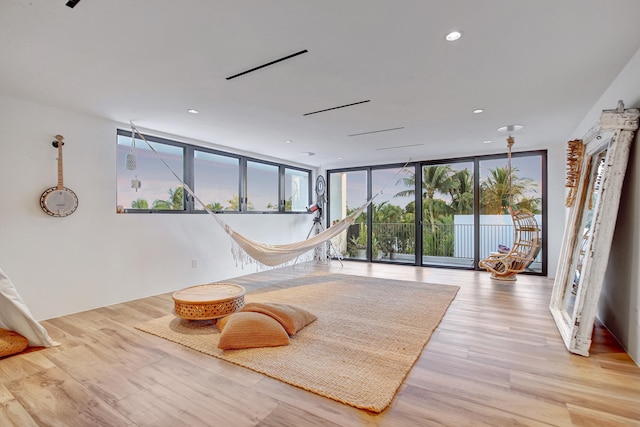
xmin=479 ymin=155 xmax=542 ymax=273
xmin=420 ymin=162 xmax=475 ymax=267
xmin=328 ymin=170 xmax=368 ymax=260
xmin=371 ymin=166 xmax=416 ymax=264
xmin=247 ymin=161 xmax=279 ymax=211
xmin=285 ymin=168 xmax=310 ymax=212
xmin=194 ymin=151 xmax=240 ymax=212
xmin=116 ymin=134 xmax=184 ymax=211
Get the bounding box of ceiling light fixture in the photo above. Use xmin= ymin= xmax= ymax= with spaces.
xmin=301 ymin=151 xmax=315 ymax=156
xmin=473 ymin=109 xmax=484 ymax=114
xmin=483 ymin=140 xmax=492 ymax=144
xmin=187 ymin=109 xmax=199 ymax=114
xmin=497 ymin=124 xmax=524 ymax=133
xmin=445 ymin=30 xmax=462 ymax=41
xmin=285 ymin=139 xmax=293 ymax=144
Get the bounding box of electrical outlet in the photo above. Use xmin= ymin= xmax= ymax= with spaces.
xmin=191 ymin=259 xmax=197 ymax=268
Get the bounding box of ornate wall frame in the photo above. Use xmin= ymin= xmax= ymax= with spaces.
xmin=550 ymin=101 xmax=639 ymax=356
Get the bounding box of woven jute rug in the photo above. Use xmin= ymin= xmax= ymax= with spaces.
xmin=135 ymin=273 xmax=458 ymax=413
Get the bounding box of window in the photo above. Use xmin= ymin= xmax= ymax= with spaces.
xmin=284 ymin=167 xmax=310 ymax=212
xmin=117 ymin=133 xmax=185 ymax=211
xmin=116 ymin=129 xmax=311 ymax=214
xmin=246 ymin=161 xmax=279 ymax=212
xmin=194 ymin=150 xmax=240 ymax=212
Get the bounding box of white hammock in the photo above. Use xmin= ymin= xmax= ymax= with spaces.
xmin=222 ymin=199 xmax=372 ymax=267
xmin=130 ymin=124 xmax=376 ymax=267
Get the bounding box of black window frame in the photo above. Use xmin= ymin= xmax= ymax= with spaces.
xmin=327 ymin=149 xmax=547 ymax=276
xmin=116 ymin=129 xmax=312 ymax=214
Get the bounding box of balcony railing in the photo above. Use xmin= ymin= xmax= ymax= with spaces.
xmin=340 ymin=221 xmax=541 ymax=269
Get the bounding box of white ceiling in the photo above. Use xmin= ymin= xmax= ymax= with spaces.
xmin=3 ymin=1 xmax=640 ymax=169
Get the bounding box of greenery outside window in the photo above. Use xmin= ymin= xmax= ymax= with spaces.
xmin=327 ymin=151 xmax=546 ymax=275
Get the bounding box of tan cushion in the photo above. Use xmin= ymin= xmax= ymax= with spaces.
xmin=0 ymin=328 xmax=29 ymax=357
xmin=217 ymin=312 xmax=290 ymax=350
xmin=239 ymin=303 xmax=316 ymax=336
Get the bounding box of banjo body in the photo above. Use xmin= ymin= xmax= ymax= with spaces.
xmin=40 ymin=135 xmax=78 ymax=217
xmin=40 ymin=186 xmax=78 ymax=217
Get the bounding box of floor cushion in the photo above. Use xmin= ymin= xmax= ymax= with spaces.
xmin=217 ymin=312 xmax=290 ymax=350
xmin=0 ymin=327 xmax=28 ymax=357
xmin=239 ymin=302 xmax=317 ymax=336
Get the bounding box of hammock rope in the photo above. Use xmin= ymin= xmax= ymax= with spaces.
xmin=129 ymin=123 xmax=385 ymax=267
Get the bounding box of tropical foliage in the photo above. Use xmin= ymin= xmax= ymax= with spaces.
xmin=345 ymin=163 xmax=541 ymax=259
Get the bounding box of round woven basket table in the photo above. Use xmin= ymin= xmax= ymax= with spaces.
xmin=172 ymin=283 xmax=246 ymax=320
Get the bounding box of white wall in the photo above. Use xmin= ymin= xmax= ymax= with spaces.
xmin=568 ymin=47 xmax=640 ymax=365
xmin=0 ymin=95 xmax=313 ymax=320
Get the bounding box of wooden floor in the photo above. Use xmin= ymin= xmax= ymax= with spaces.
xmin=1 ymin=262 xmax=639 ymax=426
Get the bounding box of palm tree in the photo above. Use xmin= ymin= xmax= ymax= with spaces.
xmin=394 ymin=165 xmax=457 ymax=257
xmin=395 ymin=165 xmax=455 ymax=231
xmin=480 ymin=167 xmax=537 ymax=214
xmin=131 ymin=198 xmax=148 ymax=209
xmin=152 ymin=186 xmax=184 ymax=210
xmin=206 ymin=201 xmax=225 ymax=211
xmin=448 ymin=168 xmax=474 ymax=215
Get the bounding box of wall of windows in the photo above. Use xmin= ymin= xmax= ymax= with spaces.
xmin=116 ymin=129 xmax=311 ymax=214
xmin=327 ymin=150 xmax=547 ymax=275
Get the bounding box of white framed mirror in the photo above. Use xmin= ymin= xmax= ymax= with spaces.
xmin=550 ymin=102 xmax=639 ymax=356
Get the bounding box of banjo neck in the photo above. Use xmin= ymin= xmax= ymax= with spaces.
xmin=54 ymin=135 xmax=65 ymax=190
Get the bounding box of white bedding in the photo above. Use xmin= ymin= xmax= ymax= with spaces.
xmin=0 ymin=268 xmax=58 ymax=347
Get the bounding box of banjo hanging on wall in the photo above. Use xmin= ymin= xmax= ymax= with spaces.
xmin=40 ymin=134 xmax=78 ymax=217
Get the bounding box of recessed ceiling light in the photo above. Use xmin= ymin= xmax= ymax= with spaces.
xmin=187 ymin=109 xmax=199 ymax=114
xmin=284 ymin=140 xmax=293 ymax=144
xmin=445 ymin=30 xmax=462 ymax=42
xmin=483 ymin=140 xmax=492 ymax=144
xmin=337 ymin=157 xmax=343 ymax=160
xmin=473 ymin=109 xmax=484 ymax=114
xmin=301 ymin=151 xmax=315 ymax=156
xmin=497 ymin=124 xmax=524 ymax=133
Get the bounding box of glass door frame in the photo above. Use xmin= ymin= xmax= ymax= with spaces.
xmin=326 ymin=149 xmax=547 ymax=276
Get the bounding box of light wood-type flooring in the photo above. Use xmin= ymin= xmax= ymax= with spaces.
xmin=1 ymin=261 xmax=639 ymax=426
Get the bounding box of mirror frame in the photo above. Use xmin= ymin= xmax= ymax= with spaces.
xmin=550 ymin=102 xmax=639 ymax=356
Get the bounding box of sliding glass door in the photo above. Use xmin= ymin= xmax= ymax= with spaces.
xmin=328 ymin=169 xmax=368 ymax=260
xmin=479 ymin=154 xmax=543 ymax=273
xmin=420 ymin=161 xmax=475 ymax=268
xmin=327 ymin=151 xmax=545 ymax=275
xmin=371 ymin=166 xmax=415 ymax=264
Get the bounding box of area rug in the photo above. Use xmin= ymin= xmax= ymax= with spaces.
xmin=135 ymin=273 xmax=458 ymax=413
